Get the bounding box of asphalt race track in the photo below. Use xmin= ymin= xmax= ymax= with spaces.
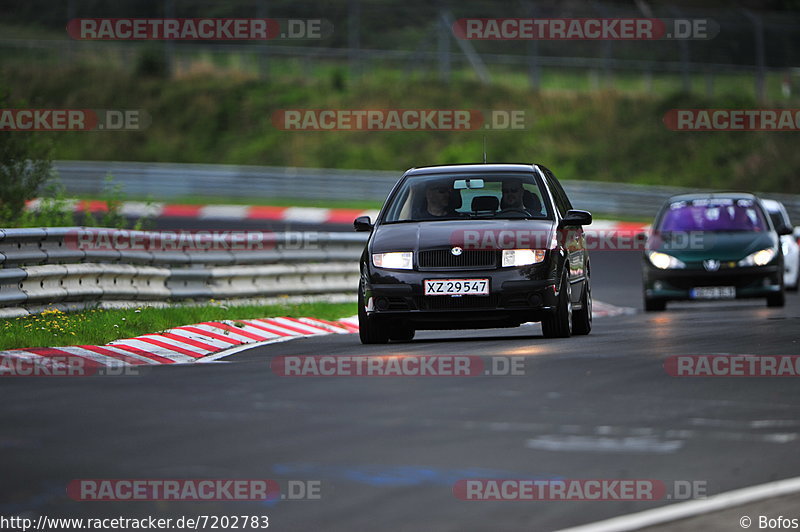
xmin=1 ymin=241 xmax=799 ymax=531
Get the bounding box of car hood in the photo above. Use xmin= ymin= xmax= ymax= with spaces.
xmin=371 ymin=219 xmax=557 ymax=253
xmin=649 ymin=230 xmax=778 ymax=262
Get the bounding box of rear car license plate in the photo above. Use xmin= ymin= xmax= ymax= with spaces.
xmin=424 ymin=279 xmax=489 ymax=296
xmin=690 ymin=286 xmax=736 ymax=299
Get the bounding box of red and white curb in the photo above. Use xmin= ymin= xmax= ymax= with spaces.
xmin=0 ymin=301 xmax=634 ymax=372
xmin=26 ymin=199 xmax=649 ymax=234
xmin=26 ymin=199 xmax=380 ymax=225
xmin=0 ymin=316 xmax=359 ymax=372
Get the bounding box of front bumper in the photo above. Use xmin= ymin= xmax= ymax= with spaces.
xmin=643 ymin=263 xmax=782 ymax=301
xmin=363 ymin=267 xmax=560 ymax=329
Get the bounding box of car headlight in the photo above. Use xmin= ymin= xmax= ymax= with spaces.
xmin=647 ymin=251 xmax=685 ymax=269
xmin=502 ymin=249 xmax=546 ymax=267
xmin=372 ymin=252 xmax=413 ymax=269
xmin=738 ymin=248 xmax=776 ymax=267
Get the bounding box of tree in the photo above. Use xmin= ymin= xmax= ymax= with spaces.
xmin=0 ymin=90 xmax=53 ymax=224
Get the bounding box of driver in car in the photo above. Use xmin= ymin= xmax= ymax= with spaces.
xmin=422 ymin=182 xmax=458 ymax=218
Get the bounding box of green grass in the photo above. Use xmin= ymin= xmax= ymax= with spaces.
xmin=0 ymin=302 xmax=356 ymax=350
xmin=4 ymin=62 xmax=800 ymax=195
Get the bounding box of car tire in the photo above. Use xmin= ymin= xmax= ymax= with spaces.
xmin=767 ymin=290 xmax=786 ymax=308
xmin=542 ymin=273 xmax=572 ymax=338
xmin=644 ymin=297 xmax=666 ymax=311
xmin=389 ymin=324 xmax=415 ymax=342
xmin=572 ymin=279 xmax=592 ymax=335
xmin=358 ymin=289 xmax=389 ymax=344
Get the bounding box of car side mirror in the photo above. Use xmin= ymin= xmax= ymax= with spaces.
xmin=354 ymin=216 xmax=373 ymax=232
xmin=559 ymin=209 xmax=592 ymax=227
xmin=776 ymin=223 xmax=792 ymax=236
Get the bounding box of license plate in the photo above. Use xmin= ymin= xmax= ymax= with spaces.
xmin=424 ymin=279 xmax=489 ymax=296
xmin=690 ymin=286 xmax=736 ymax=299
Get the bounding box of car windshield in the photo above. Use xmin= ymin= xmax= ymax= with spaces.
xmin=381 ymin=173 xmax=553 ymax=223
xmin=657 ymin=198 xmax=768 ymax=232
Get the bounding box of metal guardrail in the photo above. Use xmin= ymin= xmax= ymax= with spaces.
xmin=53 ymin=160 xmax=399 ymax=203
xmin=53 ymin=160 xmax=800 ymax=222
xmin=0 ymin=227 xmax=367 ymax=315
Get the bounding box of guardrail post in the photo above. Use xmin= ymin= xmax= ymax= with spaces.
xmin=743 ymin=9 xmax=766 ymax=103
xmin=348 ymin=0 xmax=361 ymax=79
xmin=437 ymin=8 xmax=451 ymax=83
xmin=257 ymin=0 xmax=269 ymax=80
xmin=525 ymin=1 xmax=541 ymax=90
xmin=164 ymin=0 xmax=175 ymax=77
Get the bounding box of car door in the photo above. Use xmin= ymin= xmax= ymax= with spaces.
xmin=542 ymin=168 xmax=587 ymax=290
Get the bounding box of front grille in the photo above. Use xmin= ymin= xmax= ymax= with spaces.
xmin=417 ymin=294 xmax=500 ymax=310
xmin=418 ymin=249 xmax=496 ymax=270
xmin=666 ymin=274 xmax=768 ymax=289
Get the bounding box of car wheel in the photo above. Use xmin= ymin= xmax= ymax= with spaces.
xmin=767 ymin=290 xmax=786 ymax=308
xmin=542 ymin=272 xmax=572 ymax=338
xmin=358 ymin=289 xmax=389 ymax=344
xmin=572 ymin=279 xmax=591 ymax=335
xmin=644 ymin=297 xmax=666 ymax=311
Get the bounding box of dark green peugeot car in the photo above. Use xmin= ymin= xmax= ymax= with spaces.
xmin=643 ymin=193 xmax=788 ymax=311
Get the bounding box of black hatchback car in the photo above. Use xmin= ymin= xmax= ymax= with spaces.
xmin=353 ymin=164 xmax=593 ymax=344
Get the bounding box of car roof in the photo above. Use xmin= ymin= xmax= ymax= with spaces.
xmin=404 ymin=163 xmax=539 ymax=176
xmin=665 ymin=192 xmax=759 ymax=203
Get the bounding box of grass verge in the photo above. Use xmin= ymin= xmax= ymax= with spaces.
xmin=0 ymin=302 xmax=357 ymax=351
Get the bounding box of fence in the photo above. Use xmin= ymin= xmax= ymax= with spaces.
xmin=3 ymin=0 xmax=800 ymax=100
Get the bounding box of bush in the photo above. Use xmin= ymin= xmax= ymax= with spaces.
xmin=134 ymin=46 xmax=169 ymax=79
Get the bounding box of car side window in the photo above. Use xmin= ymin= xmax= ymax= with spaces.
xmin=543 ymin=168 xmax=570 ymax=217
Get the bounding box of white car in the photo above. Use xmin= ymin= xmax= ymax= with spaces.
xmin=762 ymin=199 xmax=799 ymax=291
